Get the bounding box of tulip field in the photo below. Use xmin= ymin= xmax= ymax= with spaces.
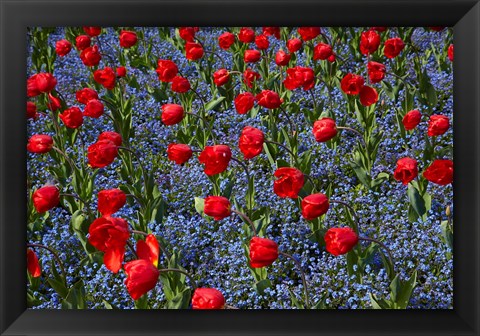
xmin=27 ymin=27 xmax=453 ymax=309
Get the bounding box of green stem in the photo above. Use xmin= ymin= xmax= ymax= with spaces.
xmin=279 ymin=251 xmax=310 ymax=309
xmin=158 ymin=268 xmax=197 ymax=290
xmin=358 ymin=237 xmax=395 ymax=273
xmin=232 ymin=210 xmax=257 ymax=235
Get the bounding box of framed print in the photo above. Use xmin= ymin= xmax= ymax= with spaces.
xmin=1 ymin=0 xmax=479 ymax=335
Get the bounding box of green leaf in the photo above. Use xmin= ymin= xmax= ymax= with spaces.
xmin=194 ymin=197 xmax=205 ymax=215
xmin=389 ymin=271 xmax=417 ymax=309
xmin=61 ymin=280 xmax=86 ymax=309
xmin=254 ymin=279 xmax=272 ymax=295
xmin=47 ymin=277 xmax=68 ymax=299
xmin=369 ymin=293 xmax=391 ymax=309
xmin=440 ymin=220 xmax=453 ymax=249
xmin=204 ymin=96 xmax=226 ymax=111
xmin=134 ymin=294 xmax=149 ymax=309
xmin=167 ymin=287 xmax=192 ymax=309
xmin=407 ymin=185 xmax=426 ymax=218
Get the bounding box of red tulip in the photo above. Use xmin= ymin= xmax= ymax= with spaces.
xmin=275 ymin=50 xmax=291 ymax=66
xmin=55 ymin=39 xmax=72 ymax=56
xmin=263 ymin=27 xmax=280 ymax=39
xmin=166 ymin=143 xmax=193 ymax=164
xmin=287 ymin=38 xmax=302 ymax=53
xmin=116 ymin=66 xmax=127 ymax=77
xmin=298 ymin=27 xmax=321 ymax=41
xmin=423 ymin=160 xmax=453 ymax=185
xmin=313 ymin=43 xmax=333 ymax=60
xmin=198 ymin=145 xmax=232 ymax=176
xmin=244 ymin=50 xmax=261 ymax=63
xmin=98 ymin=131 xmax=122 ymax=146
xmin=256 ymin=90 xmax=282 ymax=109
xmin=83 ymin=26 xmax=101 ymax=37
xmin=249 ymin=236 xmax=279 ymax=268
xmin=234 ymin=92 xmax=255 ymax=114
xmin=243 ymin=69 xmax=261 ymax=88
xmin=87 ymin=140 xmax=118 ymax=168
xmin=93 ymin=67 xmax=116 ymax=90
xmin=312 ymin=117 xmax=337 ymax=142
xmin=360 ymin=30 xmax=381 ymax=55
xmin=59 ymin=107 xmax=83 ymax=129
xmin=83 ymin=99 xmax=104 ymax=118
xmin=325 ymin=227 xmax=359 ymax=256
xmin=427 ymin=115 xmax=449 ymax=136
xmin=136 ymin=234 xmax=160 ymax=267
xmin=27 ymin=102 xmax=38 ymax=120
xmin=98 ymin=189 xmax=126 ymax=216
xmin=238 ymin=27 xmax=255 ymax=43
xmin=47 ymin=93 xmax=62 ymax=111
xmin=341 ymin=73 xmax=364 ymax=95
xmin=393 ymin=157 xmax=418 ymax=185
xmin=255 ymin=34 xmax=269 ymax=50
xmin=384 ymin=37 xmax=405 ymax=58
xmin=239 ymin=126 xmax=264 ymax=159
xmin=119 ymin=30 xmax=138 ymax=48
xmin=218 ymin=32 xmax=235 ymax=50
xmin=171 ymin=76 xmax=191 ymax=93
xmin=448 ymin=44 xmax=454 ymax=62
xmin=179 ymin=27 xmax=197 ymax=42
xmin=301 ymin=193 xmax=329 ymax=220
xmin=27 ymin=73 xmax=57 ymax=95
xmin=367 ymin=61 xmax=386 ymax=83
xmin=402 ymin=110 xmax=422 ymax=130
xmin=124 ymin=259 xmax=159 ymax=300
xmin=76 ymin=88 xmax=98 ymax=104
xmin=273 ymin=167 xmax=304 ymax=199
xmin=27 ymin=249 xmax=41 ymax=277
xmin=161 ymin=104 xmax=184 ymax=125
xmin=80 ymin=45 xmax=101 ymax=67
xmin=32 ymin=185 xmax=60 ymax=213
xmin=213 ymin=69 xmax=230 ymax=87
xmin=192 ymin=288 xmax=225 ymax=309
xmin=75 ymin=35 xmax=91 ymax=50
xmin=156 ymin=60 xmax=178 ymax=82
xmin=359 ymin=86 xmax=378 ymax=106
xmin=204 ymin=196 xmax=231 ymax=220
xmin=27 ymin=134 xmax=53 ymax=154
xmin=185 ymin=42 xmax=204 ymax=60
xmin=283 ymin=66 xmax=315 ymax=91
xmin=88 ymin=216 xmax=130 ymax=273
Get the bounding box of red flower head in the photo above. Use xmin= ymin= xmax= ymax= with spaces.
xmin=171 ymin=76 xmax=191 ymax=93
xmin=116 ymin=66 xmax=127 ymax=77
xmin=192 ymin=288 xmax=225 ymax=309
xmin=218 ymin=32 xmax=235 ymax=50
xmin=98 ymin=131 xmax=122 ymax=146
xmin=32 ymin=185 xmax=60 ymax=213
xmin=423 ymin=160 xmax=453 ymax=185
xmin=75 ymin=35 xmax=91 ymax=51
xmin=204 ymin=196 xmax=232 ymax=220
xmin=360 ymin=30 xmax=381 ymax=55
xmin=55 ymin=39 xmax=72 ymax=57
xmin=249 ymin=237 xmax=279 ymax=268
xmin=283 ymin=66 xmax=315 ymax=91
xmin=427 ymin=115 xmax=450 ymax=136
xmin=325 ymin=227 xmax=359 ymax=256
xmin=359 ymin=86 xmax=379 ymax=106
xmin=255 ymin=34 xmax=269 ymax=50
xmin=262 ymin=27 xmax=280 ymax=39
xmin=256 ymin=90 xmax=282 ymax=109
xmin=27 ymin=73 xmax=57 ymax=96
xmin=97 ymin=131 xmax=122 ymax=146
xmin=27 ymin=249 xmax=41 ymax=277
xmin=372 ymin=27 xmax=387 ymax=32
xmin=76 ymin=88 xmax=99 ymax=104
xmin=87 ymin=140 xmax=118 ymax=168
xmin=275 ymin=50 xmax=291 ymax=66
xmin=80 ymin=45 xmax=102 ymax=67
xmin=448 ymin=44 xmax=454 ymax=62
xmin=213 ymin=69 xmax=230 ymax=87
xmin=287 ymin=38 xmax=302 ymax=53
xmin=313 ymin=43 xmax=333 ymax=61
xmin=93 ymin=67 xmax=116 ymax=90
xmin=328 ymin=53 xmax=336 ymax=63
xmin=161 ymin=104 xmax=184 ymax=125
xmin=59 ymin=107 xmax=83 ymax=129
xmin=239 ymin=126 xmax=264 ymax=159
xmin=301 ymin=193 xmax=330 ymax=220
xmin=124 ymin=259 xmax=159 ymax=300
xmin=234 ymin=92 xmax=255 ymax=115
xmin=298 ymin=27 xmax=321 ymax=41
xmin=393 ymin=157 xmax=418 ymax=185
xmin=244 ymin=49 xmax=261 ymax=63
xmin=47 ymin=93 xmax=62 ymax=112
xmin=136 ymin=234 xmax=160 ymax=267
xmin=27 ymin=134 xmax=53 ymax=154
xmin=402 ymin=109 xmax=422 ymax=130
xmin=238 ymin=27 xmax=255 ymax=43
xmin=273 ymin=167 xmax=305 ymax=199
xmin=384 ymin=37 xmax=405 ymax=58
xmin=27 ymin=102 xmax=38 ymax=120
xmin=98 ymin=189 xmax=126 ymax=216
xmin=156 ymin=60 xmax=179 ymax=82
xmin=83 ymin=99 xmax=104 ymax=118
xmin=243 ymin=69 xmax=261 ymax=88
xmin=341 ymin=73 xmax=365 ymax=95
xmin=198 ymin=145 xmax=232 ymax=176
xmin=185 ymin=42 xmax=204 ymax=61
xmin=88 ymin=216 xmax=130 ymax=273
xmin=367 ymin=61 xmax=386 ymax=83
xmin=167 ymin=143 xmax=193 ymax=165
xmin=119 ymin=30 xmax=138 ymax=48
xmin=179 ymin=27 xmax=197 ymax=42
xmin=313 ymin=117 xmax=337 ymax=142
xmin=83 ymin=26 xmax=101 ymax=37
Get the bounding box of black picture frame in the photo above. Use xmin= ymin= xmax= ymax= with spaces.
xmin=1 ymin=0 xmax=479 ymax=335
